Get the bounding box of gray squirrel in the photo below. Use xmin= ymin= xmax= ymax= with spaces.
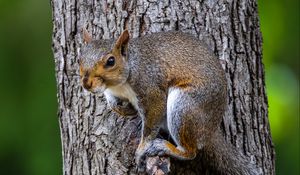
xmin=79 ymin=29 xmax=260 ymax=175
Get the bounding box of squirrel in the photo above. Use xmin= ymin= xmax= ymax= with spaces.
xmin=79 ymin=29 xmax=260 ymax=175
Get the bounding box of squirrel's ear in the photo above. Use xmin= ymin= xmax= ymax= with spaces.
xmin=114 ymin=30 xmax=130 ymax=56
xmin=82 ymin=28 xmax=92 ymax=44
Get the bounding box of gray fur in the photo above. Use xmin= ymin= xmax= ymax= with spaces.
xmin=80 ymin=31 xmax=260 ymax=174
xmin=80 ymin=40 xmax=114 ymax=69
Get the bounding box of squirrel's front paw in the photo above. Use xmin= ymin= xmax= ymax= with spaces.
xmin=112 ymin=101 xmax=137 ymax=116
xmin=135 ymin=141 xmax=152 ymax=172
xmin=135 ymin=149 xmax=147 ymax=172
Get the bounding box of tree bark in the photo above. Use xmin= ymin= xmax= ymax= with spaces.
xmin=51 ymin=0 xmax=275 ymax=174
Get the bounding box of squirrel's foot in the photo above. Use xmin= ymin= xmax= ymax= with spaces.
xmin=144 ymin=139 xmax=167 ymax=157
xmin=135 ymin=139 xmax=167 ymax=172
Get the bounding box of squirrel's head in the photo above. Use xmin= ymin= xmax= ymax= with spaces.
xmin=79 ymin=29 xmax=130 ymax=93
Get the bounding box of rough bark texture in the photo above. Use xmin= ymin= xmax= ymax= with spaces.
xmin=51 ymin=0 xmax=275 ymax=174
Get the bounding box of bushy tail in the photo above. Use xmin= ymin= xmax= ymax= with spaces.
xmin=202 ymin=131 xmax=262 ymax=175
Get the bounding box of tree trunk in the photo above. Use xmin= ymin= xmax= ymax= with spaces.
xmin=51 ymin=0 xmax=275 ymax=174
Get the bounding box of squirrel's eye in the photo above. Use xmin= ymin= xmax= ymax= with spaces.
xmin=105 ymin=56 xmax=115 ymax=67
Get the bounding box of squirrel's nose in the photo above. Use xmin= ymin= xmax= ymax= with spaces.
xmin=83 ymin=77 xmax=92 ymax=90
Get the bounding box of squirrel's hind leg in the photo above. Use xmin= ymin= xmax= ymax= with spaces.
xmin=135 ymin=88 xmax=198 ymax=171
xmin=162 ymin=88 xmax=203 ymax=160
xmin=135 ymin=87 xmax=204 ymax=160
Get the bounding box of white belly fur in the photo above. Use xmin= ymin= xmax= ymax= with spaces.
xmin=104 ymin=83 xmax=139 ymax=109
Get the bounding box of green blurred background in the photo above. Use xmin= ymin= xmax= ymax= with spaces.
xmin=0 ymin=0 xmax=298 ymax=174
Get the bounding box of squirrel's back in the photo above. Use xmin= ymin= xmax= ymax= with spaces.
xmin=129 ymin=31 xmax=217 ymax=69
xmin=128 ymin=31 xmax=226 ymax=100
